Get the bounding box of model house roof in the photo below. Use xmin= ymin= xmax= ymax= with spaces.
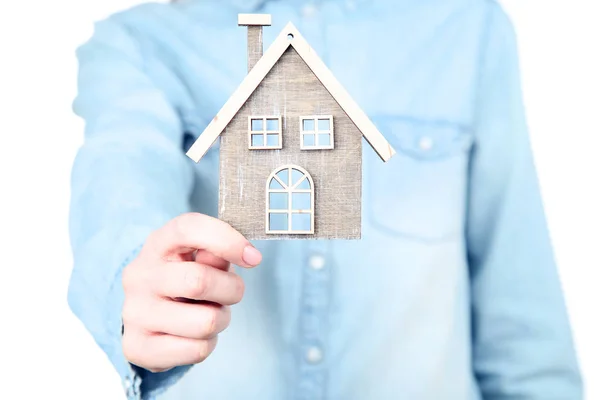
xmin=186 ymin=22 xmax=396 ymax=163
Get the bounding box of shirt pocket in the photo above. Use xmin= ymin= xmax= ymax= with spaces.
xmin=365 ymin=117 xmax=473 ymax=242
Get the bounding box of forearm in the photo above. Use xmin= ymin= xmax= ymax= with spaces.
xmin=67 ymin=15 xmax=199 ymax=397
xmin=468 ymin=3 xmax=582 ymax=398
xmin=68 ymin=129 xmax=195 ymax=398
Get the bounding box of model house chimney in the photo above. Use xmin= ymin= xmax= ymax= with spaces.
xmin=238 ymin=14 xmax=272 ymax=72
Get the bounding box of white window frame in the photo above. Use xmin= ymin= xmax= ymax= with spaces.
xmin=248 ymin=116 xmax=283 ymax=150
xmin=299 ymin=115 xmax=334 ymax=150
xmin=265 ymin=165 xmax=315 ymax=235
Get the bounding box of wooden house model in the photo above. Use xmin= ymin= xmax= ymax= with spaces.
xmin=186 ymin=14 xmax=395 ymax=240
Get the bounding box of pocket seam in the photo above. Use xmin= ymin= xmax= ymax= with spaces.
xmin=366 ymin=117 xmax=472 ymax=241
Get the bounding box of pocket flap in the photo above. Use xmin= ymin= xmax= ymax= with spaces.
xmin=373 ymin=117 xmax=473 ymax=160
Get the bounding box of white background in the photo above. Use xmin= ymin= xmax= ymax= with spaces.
xmin=0 ymin=1 xmax=598 ymax=399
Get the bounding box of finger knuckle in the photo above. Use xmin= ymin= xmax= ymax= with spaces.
xmin=190 ymin=340 xmax=211 ymax=364
xmin=122 ymin=333 xmax=139 ymax=364
xmin=121 ymin=298 xmax=135 ymax=325
xmin=204 ymin=307 xmax=219 ymax=336
xmin=121 ymin=263 xmax=137 ymax=292
xmin=232 ymin=275 xmax=245 ymax=304
xmin=222 ymin=307 xmax=232 ymax=329
xmin=170 ymin=213 xmax=195 ymax=239
xmin=145 ymin=229 xmax=161 ymax=249
xmin=188 ymin=266 xmax=210 ymax=299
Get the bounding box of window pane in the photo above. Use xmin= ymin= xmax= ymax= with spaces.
xmin=292 ymin=213 xmax=311 ymax=232
xmin=251 ymin=119 xmax=263 ymax=131
xmin=303 ymin=134 xmax=315 ymax=147
xmin=291 ymin=169 xmax=305 ymax=187
xmin=251 ymin=134 xmax=264 ymax=147
xmin=276 ymin=169 xmax=289 ymax=186
xmin=266 ymin=118 xmax=279 ymax=131
xmin=269 ymin=178 xmax=284 ymax=190
xmin=266 ymin=134 xmax=280 ymax=147
xmin=318 ymin=118 xmax=330 ymax=131
xmin=317 ymin=133 xmax=331 ymax=146
xmin=302 ymin=119 xmax=315 ymax=131
xmin=296 ymin=177 xmax=310 ymax=190
xmin=269 ymin=213 xmax=288 ymax=231
xmin=292 ymin=193 xmax=311 ymax=210
xmin=269 ymin=193 xmax=288 ymax=210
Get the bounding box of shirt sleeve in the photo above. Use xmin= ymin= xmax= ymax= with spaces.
xmin=467 ymin=3 xmax=583 ymax=399
xmin=66 ymin=16 xmax=195 ymax=400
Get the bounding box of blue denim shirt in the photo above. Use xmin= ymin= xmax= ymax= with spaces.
xmin=67 ymin=0 xmax=582 ymax=399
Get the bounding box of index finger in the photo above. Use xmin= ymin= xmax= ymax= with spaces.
xmin=147 ymin=213 xmax=262 ymax=268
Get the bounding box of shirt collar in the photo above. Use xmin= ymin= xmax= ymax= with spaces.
xmin=229 ymin=0 xmax=267 ymax=12
xmin=227 ymin=0 xmax=370 ymax=13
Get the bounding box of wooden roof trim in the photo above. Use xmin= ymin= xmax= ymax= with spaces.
xmin=186 ymin=22 xmax=395 ymax=163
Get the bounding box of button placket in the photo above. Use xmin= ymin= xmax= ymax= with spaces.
xmin=296 ymin=240 xmax=331 ymax=400
xmin=293 ymin=6 xmax=332 ymax=399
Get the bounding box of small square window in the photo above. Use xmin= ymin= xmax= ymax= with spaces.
xmin=266 ymin=134 xmax=280 ymax=147
xmin=303 ymin=134 xmax=315 ymax=147
xmin=266 ymin=118 xmax=279 ymax=131
xmin=300 ymin=116 xmax=334 ymax=150
xmin=251 ymin=119 xmax=263 ymax=131
xmin=250 ymin=116 xmax=282 ymax=149
xmin=269 ymin=213 xmax=288 ymax=231
xmin=318 ymin=119 xmax=330 ymax=131
xmin=303 ymin=119 xmax=315 ymax=131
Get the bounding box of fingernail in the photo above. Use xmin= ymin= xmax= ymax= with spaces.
xmin=242 ymin=245 xmax=262 ymax=267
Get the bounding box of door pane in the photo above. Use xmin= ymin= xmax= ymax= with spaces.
xmin=291 ymin=169 xmax=305 ymax=187
xmin=276 ymin=169 xmax=289 ymax=186
xmin=269 ymin=193 xmax=288 ymax=210
xmin=269 ymin=178 xmax=284 ymax=190
xmin=292 ymin=213 xmax=311 ymax=232
xmin=269 ymin=213 xmax=288 ymax=231
xmin=292 ymin=193 xmax=311 ymax=210
xmin=296 ymin=177 xmax=310 ymax=190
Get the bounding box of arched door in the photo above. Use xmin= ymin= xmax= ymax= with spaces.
xmin=266 ymin=165 xmax=314 ymax=234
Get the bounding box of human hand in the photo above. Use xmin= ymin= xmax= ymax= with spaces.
xmin=121 ymin=213 xmax=262 ymax=372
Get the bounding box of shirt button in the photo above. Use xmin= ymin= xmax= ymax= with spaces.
xmin=309 ymin=254 xmax=326 ymax=270
xmin=419 ymin=136 xmax=433 ymax=151
xmin=302 ymin=4 xmax=318 ymax=18
xmin=306 ymin=346 xmax=323 ymax=364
